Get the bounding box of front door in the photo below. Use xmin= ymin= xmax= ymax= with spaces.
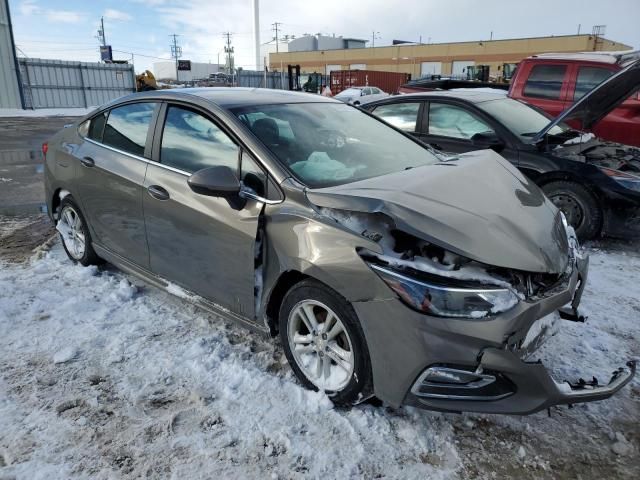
xmin=143 ymin=103 xmax=261 ymax=318
xmin=75 ymin=102 xmax=158 ymax=268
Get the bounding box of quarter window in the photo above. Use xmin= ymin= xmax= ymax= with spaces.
xmin=428 ymin=103 xmax=494 ymax=140
xmin=523 ymin=65 xmax=567 ymax=100
xmin=574 ymin=67 xmax=614 ymax=100
xmin=373 ymin=102 xmax=421 ymax=132
xmin=160 ymin=106 xmax=239 ymax=173
xmin=102 ymin=103 xmax=155 ymax=156
xmin=88 ymin=112 xmax=107 ymax=141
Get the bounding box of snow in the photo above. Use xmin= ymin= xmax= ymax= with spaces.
xmin=451 ymin=88 xmax=508 ymax=95
xmin=53 ymin=347 xmax=78 ymax=364
xmin=522 ymin=314 xmax=559 ymax=349
xmin=563 ymin=133 xmax=596 ymax=145
xmin=0 ymin=107 xmax=96 ymax=118
xmin=0 ymin=238 xmax=639 ymax=478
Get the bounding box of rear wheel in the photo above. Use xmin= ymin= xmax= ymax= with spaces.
xmin=279 ymin=279 xmax=373 ymax=406
xmin=56 ymin=196 xmax=102 ymax=266
xmin=542 ymin=181 xmax=602 ymax=240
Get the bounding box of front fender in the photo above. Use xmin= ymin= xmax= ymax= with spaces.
xmin=262 ymin=207 xmax=394 ymax=305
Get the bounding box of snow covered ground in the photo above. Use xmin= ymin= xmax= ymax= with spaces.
xmin=0 ymin=236 xmax=639 ymax=479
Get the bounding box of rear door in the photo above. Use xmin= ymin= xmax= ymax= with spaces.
xmin=369 ymin=101 xmax=424 ymax=139
xmin=515 ymin=63 xmax=570 ymax=117
xmin=421 ymin=101 xmax=497 ymax=154
xmin=143 ymin=102 xmax=264 ymax=318
xmin=75 ymin=102 xmax=158 ymax=268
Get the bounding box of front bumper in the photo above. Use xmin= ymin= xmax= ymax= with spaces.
xmin=354 ymin=250 xmax=636 ymax=414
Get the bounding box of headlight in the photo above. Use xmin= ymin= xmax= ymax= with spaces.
xmin=369 ymin=264 xmax=519 ymax=319
xmin=599 ymin=167 xmax=640 ymax=192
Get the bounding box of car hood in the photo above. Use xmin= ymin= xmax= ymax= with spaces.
xmin=533 ymin=59 xmax=640 ymax=143
xmin=306 ymin=150 xmax=569 ymax=273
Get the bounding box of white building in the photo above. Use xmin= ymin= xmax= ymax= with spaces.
xmin=153 ymin=61 xmax=223 ymax=82
xmin=259 ymin=41 xmax=289 ymax=70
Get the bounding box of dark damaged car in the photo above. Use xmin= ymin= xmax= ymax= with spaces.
xmin=364 ymin=60 xmax=640 ymax=240
xmin=43 ymin=88 xmax=635 ymax=415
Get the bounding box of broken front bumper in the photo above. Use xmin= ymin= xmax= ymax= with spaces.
xmin=407 ymin=349 xmax=636 ymax=415
xmin=354 ymin=248 xmax=636 ymax=415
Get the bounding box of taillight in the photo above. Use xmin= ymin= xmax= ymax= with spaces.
xmin=42 ymin=142 xmax=48 ymax=159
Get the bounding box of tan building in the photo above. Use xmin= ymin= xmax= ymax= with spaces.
xmin=269 ymin=34 xmax=633 ymax=80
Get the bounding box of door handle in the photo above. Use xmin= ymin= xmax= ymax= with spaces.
xmin=429 ymin=143 xmax=443 ymax=151
xmin=147 ymin=185 xmax=170 ymax=201
xmin=80 ymin=156 xmax=95 ymax=167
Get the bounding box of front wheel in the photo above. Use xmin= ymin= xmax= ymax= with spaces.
xmin=279 ymin=279 xmax=373 ymax=406
xmin=542 ymin=181 xmax=602 ymax=240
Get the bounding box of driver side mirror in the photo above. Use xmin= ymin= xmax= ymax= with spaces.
xmin=188 ymin=165 xmax=241 ymax=197
xmin=471 ymin=132 xmax=505 ymax=153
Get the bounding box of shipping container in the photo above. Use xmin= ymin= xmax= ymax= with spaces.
xmin=329 ymin=70 xmax=411 ymax=95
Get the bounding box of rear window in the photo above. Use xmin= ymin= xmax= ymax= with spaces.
xmin=574 ymin=67 xmax=614 ymax=100
xmin=102 ymin=103 xmax=156 ymax=157
xmin=373 ymin=102 xmax=421 ymax=132
xmin=523 ymin=65 xmax=567 ymax=100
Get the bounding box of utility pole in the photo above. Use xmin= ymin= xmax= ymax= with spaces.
xmin=97 ymin=16 xmax=106 ymax=46
xmin=223 ymin=32 xmax=234 ymax=77
xmin=371 ymin=31 xmax=380 ymax=48
xmin=272 ymin=22 xmax=282 ymax=53
xmin=169 ymin=34 xmax=181 ymax=82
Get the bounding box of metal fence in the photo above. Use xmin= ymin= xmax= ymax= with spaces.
xmin=236 ymin=70 xmax=290 ymax=89
xmin=18 ymin=58 xmax=135 ymax=109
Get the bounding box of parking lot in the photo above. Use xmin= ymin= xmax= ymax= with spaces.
xmin=0 ymin=116 xmax=638 ymax=479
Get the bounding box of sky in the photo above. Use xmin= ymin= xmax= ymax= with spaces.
xmin=8 ymin=0 xmax=640 ymax=74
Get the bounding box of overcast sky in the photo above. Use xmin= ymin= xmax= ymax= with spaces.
xmin=9 ymin=0 xmax=640 ymax=73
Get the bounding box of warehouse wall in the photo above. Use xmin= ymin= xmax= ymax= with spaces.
xmin=0 ymin=0 xmax=23 ymax=108
xmin=270 ymin=34 xmax=633 ymax=80
xmin=19 ymin=58 xmax=135 ymax=109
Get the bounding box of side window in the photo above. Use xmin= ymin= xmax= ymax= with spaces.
xmin=88 ymin=112 xmax=107 ymax=141
xmin=161 ymin=105 xmax=239 ymax=174
xmin=362 ymin=88 xmax=372 ymax=96
xmin=574 ymin=67 xmax=614 ymax=100
xmin=102 ymin=103 xmax=155 ymax=156
xmin=428 ymin=103 xmax=494 ymax=140
xmin=373 ymin=102 xmax=421 ymax=132
xmin=523 ymin=65 xmax=567 ymax=100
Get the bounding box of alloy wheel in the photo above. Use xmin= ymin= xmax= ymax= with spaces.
xmin=287 ymin=300 xmax=355 ymax=391
xmin=57 ymin=205 xmax=86 ymax=260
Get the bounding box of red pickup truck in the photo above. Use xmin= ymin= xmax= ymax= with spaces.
xmin=509 ymin=51 xmax=640 ymax=146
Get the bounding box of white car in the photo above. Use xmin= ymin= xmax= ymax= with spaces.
xmin=334 ymin=86 xmax=389 ymax=105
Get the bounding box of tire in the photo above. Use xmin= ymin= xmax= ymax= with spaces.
xmin=56 ymin=196 xmax=102 ymax=266
xmin=542 ymin=181 xmax=602 ymax=240
xmin=279 ymin=279 xmax=373 ymax=406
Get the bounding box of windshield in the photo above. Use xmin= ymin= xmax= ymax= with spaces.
xmin=335 ymin=88 xmax=362 ymax=98
xmin=233 ymin=103 xmax=440 ymax=188
xmin=478 ymin=98 xmax=570 ymax=140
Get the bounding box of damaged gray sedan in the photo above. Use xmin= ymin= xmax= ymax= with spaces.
xmin=44 ymin=88 xmax=635 ymax=415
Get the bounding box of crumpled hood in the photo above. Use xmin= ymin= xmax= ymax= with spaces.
xmin=307 ymin=150 xmax=569 ymax=273
xmin=533 ymin=59 xmax=640 ymax=142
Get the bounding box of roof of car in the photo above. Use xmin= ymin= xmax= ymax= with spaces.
xmin=373 ymin=90 xmax=507 ymax=104
xmin=132 ymin=87 xmax=340 ymax=109
xmin=527 ymin=50 xmax=640 ymax=66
